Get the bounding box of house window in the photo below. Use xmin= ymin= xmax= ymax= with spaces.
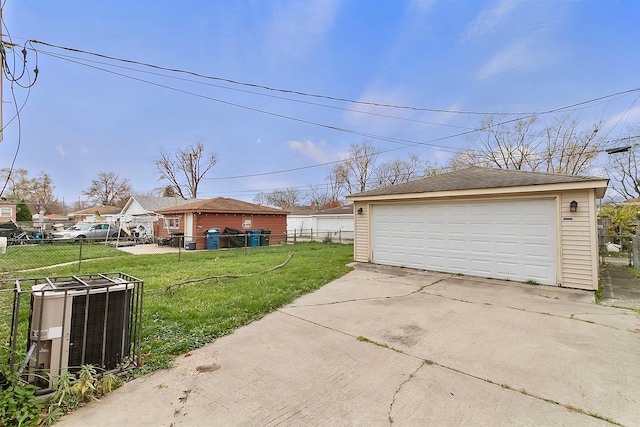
xmin=0 ymin=208 xmax=11 ymax=217
xmin=242 ymin=218 xmax=252 ymax=229
xmin=163 ymin=217 xmax=180 ymax=230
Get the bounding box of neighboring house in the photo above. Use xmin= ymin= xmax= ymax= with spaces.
xmin=67 ymin=206 xmax=122 ymax=223
xmin=118 ymin=196 xmax=199 ymax=237
xmin=31 ymin=213 xmax=72 ymax=231
xmin=0 ymin=200 xmax=17 ymax=222
xmin=155 ymin=197 xmax=288 ymax=249
xmin=311 ymin=204 xmax=354 ymax=242
xmin=287 ymin=203 xmax=354 ymax=241
xmin=287 ymin=204 xmax=318 ymax=234
xmin=347 ymin=166 xmax=608 ymax=291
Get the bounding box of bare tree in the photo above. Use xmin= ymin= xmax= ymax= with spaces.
xmin=253 ymin=187 xmax=302 ymax=208
xmin=83 ymin=171 xmax=132 ymax=207
xmin=31 ymin=173 xmax=59 ymax=214
xmin=607 ymin=142 xmax=640 ymax=200
xmin=0 ymin=168 xmax=33 ymax=200
xmin=540 ymin=116 xmax=603 ymax=175
xmin=374 ymin=155 xmax=437 ymax=187
xmin=0 ymin=168 xmax=64 ymax=214
xmin=307 ymin=181 xmax=342 ymax=209
xmin=448 ymin=114 xmax=603 ymax=175
xmin=452 ymin=115 xmax=541 ymax=170
xmin=71 ymin=199 xmax=92 ymax=212
xmin=330 ymin=141 xmax=379 ymax=195
xmin=154 ymin=141 xmax=217 ymax=199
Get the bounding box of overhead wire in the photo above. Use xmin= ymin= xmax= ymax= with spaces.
xmin=36 ymin=48 xmax=475 ymax=132
xmin=3 ymin=37 xmax=640 ymax=201
xmin=24 ymin=42 xmax=640 ymax=179
xmin=27 ymin=38 xmax=555 ymax=117
xmin=0 ymin=26 xmax=38 ymax=198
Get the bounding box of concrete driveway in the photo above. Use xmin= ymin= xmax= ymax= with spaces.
xmin=60 ymin=264 xmax=640 ymax=426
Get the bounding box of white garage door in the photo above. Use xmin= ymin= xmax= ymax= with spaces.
xmin=371 ymin=199 xmax=557 ymax=285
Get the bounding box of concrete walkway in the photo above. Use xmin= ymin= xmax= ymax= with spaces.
xmin=60 ymin=264 xmax=640 ymax=426
xmin=601 ymin=265 xmax=640 ymax=310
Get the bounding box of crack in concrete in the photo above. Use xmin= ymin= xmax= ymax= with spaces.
xmin=419 ymin=290 xmax=630 ymax=332
xmin=282 ymin=305 xmax=623 ymax=426
xmin=355 ymin=336 xmax=622 ymax=426
xmin=286 ymin=275 xmax=453 ymax=308
xmin=387 ymin=359 xmax=430 ymax=426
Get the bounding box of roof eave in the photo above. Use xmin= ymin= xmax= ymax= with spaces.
xmin=347 ymin=180 xmax=610 ymax=202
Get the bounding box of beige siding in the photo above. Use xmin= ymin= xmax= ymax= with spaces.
xmin=353 ymin=202 xmax=370 ymax=262
xmin=352 ymin=190 xmax=600 ymax=291
xmin=559 ymin=189 xmax=598 ymax=290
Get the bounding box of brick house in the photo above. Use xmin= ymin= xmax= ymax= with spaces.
xmin=154 ymin=197 xmax=288 ymax=249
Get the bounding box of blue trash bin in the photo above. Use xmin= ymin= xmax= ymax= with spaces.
xmin=247 ymin=230 xmax=261 ymax=247
xmin=206 ymin=228 xmax=221 ymax=250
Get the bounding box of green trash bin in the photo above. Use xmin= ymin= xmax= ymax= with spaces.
xmin=247 ymin=230 xmax=261 ymax=247
xmin=260 ymin=229 xmax=271 ymax=246
xmin=206 ymin=228 xmax=220 ymax=250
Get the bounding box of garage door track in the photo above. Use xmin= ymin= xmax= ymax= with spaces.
xmin=60 ymin=264 xmax=640 ymax=426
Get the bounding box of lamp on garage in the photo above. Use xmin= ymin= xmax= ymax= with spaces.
xmin=357 ymin=207 xmax=363 ymax=214
xmin=570 ymin=200 xmax=578 ymax=212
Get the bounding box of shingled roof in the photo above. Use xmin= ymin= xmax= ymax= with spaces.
xmin=130 ymin=195 xmax=200 ymax=212
xmin=348 ymin=167 xmax=608 ymax=198
xmin=156 ymin=197 xmax=287 ymax=214
xmin=68 ymin=205 xmax=122 ymax=216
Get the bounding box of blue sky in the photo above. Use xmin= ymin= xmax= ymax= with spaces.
xmin=1 ymin=0 xmax=639 ymax=205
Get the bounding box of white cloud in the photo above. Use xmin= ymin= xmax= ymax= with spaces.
xmin=464 ymin=0 xmax=517 ymax=42
xmin=288 ymin=139 xmax=342 ymax=163
xmin=56 ymin=145 xmax=65 ymax=157
xmin=79 ymin=146 xmax=89 ymax=155
xmin=476 ymin=39 xmax=543 ymax=80
xmin=266 ymin=0 xmax=340 ymax=58
xmin=256 ymin=137 xmax=262 ymax=145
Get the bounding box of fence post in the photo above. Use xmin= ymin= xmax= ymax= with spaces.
xmin=78 ymin=239 xmax=83 ymax=273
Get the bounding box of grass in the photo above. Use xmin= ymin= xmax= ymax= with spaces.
xmin=0 ymin=242 xmax=354 ymax=375
xmin=0 ymin=242 xmax=127 ymax=272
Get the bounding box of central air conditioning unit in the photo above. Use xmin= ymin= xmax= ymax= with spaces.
xmin=24 ymin=273 xmax=142 ymax=389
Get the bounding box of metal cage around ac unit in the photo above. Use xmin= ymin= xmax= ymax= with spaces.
xmin=9 ymin=273 xmax=143 ymax=390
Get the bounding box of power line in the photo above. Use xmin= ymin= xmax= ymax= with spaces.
xmin=35 ymin=48 xmax=475 ymax=132
xmin=27 ymin=38 xmax=553 ymax=116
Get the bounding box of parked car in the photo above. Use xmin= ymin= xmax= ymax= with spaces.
xmin=50 ymin=222 xmax=121 ymax=241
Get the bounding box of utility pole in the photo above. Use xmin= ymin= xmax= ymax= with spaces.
xmin=0 ymin=3 xmax=3 ymax=142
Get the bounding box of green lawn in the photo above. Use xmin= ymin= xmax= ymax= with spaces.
xmin=0 ymin=243 xmax=354 ymax=375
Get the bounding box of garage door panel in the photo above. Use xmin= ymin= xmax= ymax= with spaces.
xmin=495 ymin=241 xmax=518 ymax=256
xmin=524 ymin=243 xmax=551 ymax=257
xmin=371 ymin=199 xmax=557 ymax=285
xmin=496 ymin=261 xmax=519 ymax=276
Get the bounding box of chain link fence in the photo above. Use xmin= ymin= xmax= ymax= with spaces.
xmin=598 ymin=218 xmax=635 ymax=268
xmin=286 ymin=228 xmax=354 ymax=244
xmin=0 ymin=231 xmax=352 ymax=279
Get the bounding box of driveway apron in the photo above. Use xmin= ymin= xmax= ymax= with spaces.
xmin=60 ymin=264 xmax=640 ymax=426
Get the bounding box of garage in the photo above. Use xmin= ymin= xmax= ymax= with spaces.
xmin=371 ymin=199 xmax=557 ymax=285
xmin=347 ymin=167 xmax=609 ymax=290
